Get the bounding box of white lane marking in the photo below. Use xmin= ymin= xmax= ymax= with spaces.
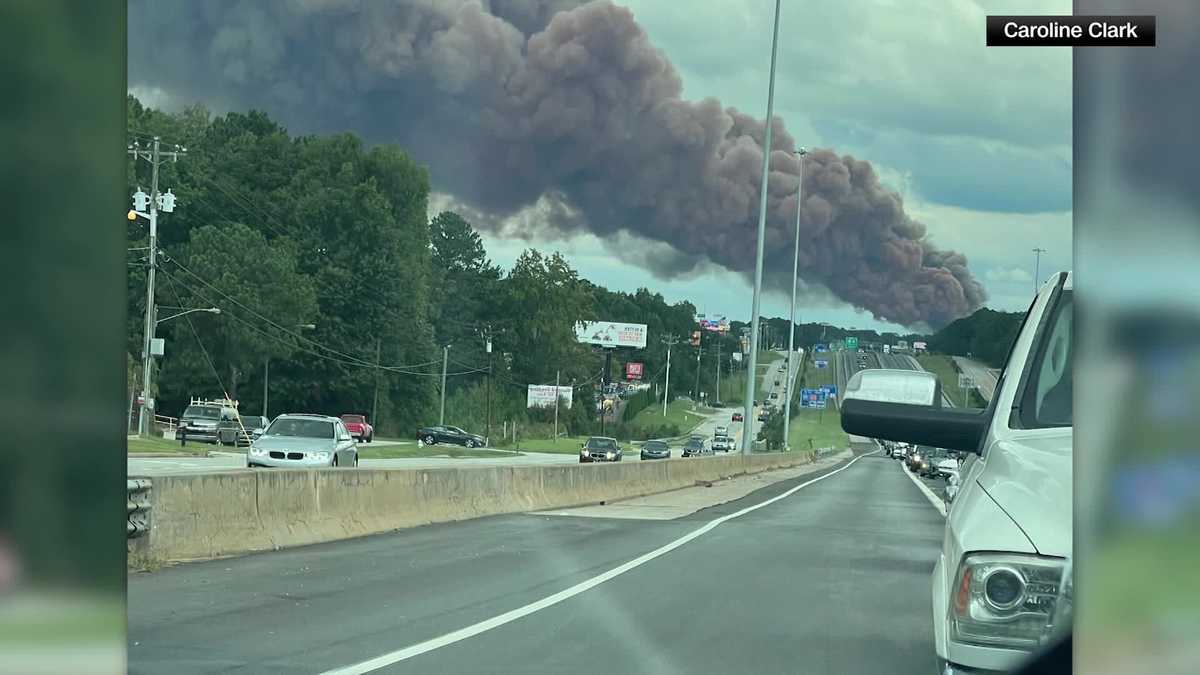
xmin=901 ymin=464 xmax=947 ymax=517
xmin=320 ymin=452 xmax=872 ymax=674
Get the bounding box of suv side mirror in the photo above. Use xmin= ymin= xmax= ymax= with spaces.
xmin=841 ymin=369 xmax=988 ymax=453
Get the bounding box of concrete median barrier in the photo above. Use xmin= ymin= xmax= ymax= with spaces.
xmin=132 ymin=450 xmax=827 ymax=562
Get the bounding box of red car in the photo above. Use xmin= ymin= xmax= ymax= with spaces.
xmin=731 ymin=412 xmax=744 ymax=422
xmin=340 ymin=414 xmax=374 ymax=442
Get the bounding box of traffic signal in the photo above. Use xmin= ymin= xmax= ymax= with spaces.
xmin=690 ymin=330 xmax=701 ymax=347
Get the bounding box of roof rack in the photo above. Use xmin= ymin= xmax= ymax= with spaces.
xmin=190 ymin=396 xmax=239 ymax=408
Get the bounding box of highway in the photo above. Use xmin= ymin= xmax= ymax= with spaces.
xmin=127 ymin=353 xmax=793 ymax=476
xmin=127 ymin=448 xmax=947 ymax=674
xmin=952 ymin=355 xmax=999 ymax=402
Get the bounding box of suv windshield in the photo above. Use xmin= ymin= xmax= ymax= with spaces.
xmin=342 ymin=415 xmax=364 ymax=424
xmin=241 ymin=416 xmax=265 ymax=428
xmin=643 ymin=441 xmax=667 ymax=451
xmin=266 ymin=418 xmax=335 ymax=439
xmin=586 ymin=438 xmax=617 ymax=450
xmin=183 ymin=406 xmax=220 ymax=419
xmin=1020 ymin=290 xmax=1073 ymax=429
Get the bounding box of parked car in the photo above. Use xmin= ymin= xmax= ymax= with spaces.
xmin=417 ymin=424 xmax=486 ymax=448
xmin=340 ymin=414 xmax=374 ymax=442
xmin=580 ymin=436 xmax=622 ymax=463
xmin=639 ymin=440 xmax=670 ymax=460
xmin=178 ymin=397 xmax=241 ymax=445
xmin=711 ymin=435 xmax=733 ymax=452
xmin=731 ymin=412 xmax=744 ymax=422
xmin=714 ymin=425 xmax=729 ymax=437
xmin=681 ymin=436 xmax=713 ymax=457
xmin=246 ymin=414 xmax=358 ymax=468
xmin=842 ymin=271 xmax=1073 ymax=673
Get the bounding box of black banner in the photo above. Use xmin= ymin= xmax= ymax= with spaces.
xmin=987 ymin=15 xmax=1155 ymax=47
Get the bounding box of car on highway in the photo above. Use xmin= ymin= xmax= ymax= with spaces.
xmin=240 ymin=415 xmax=269 ymax=441
xmin=639 ymin=439 xmax=670 ymax=460
xmin=713 ymin=425 xmax=729 ymax=437
xmin=580 ymin=436 xmax=623 ymax=463
xmin=711 ymin=435 xmax=733 ymax=452
xmin=906 ymin=449 xmax=927 ymax=474
xmin=681 ymin=436 xmax=712 ymax=457
xmin=769 ymin=391 xmax=778 ymax=400
xmin=340 ymin=413 xmax=374 ymax=442
xmin=842 ymin=271 xmax=1073 ymax=673
xmin=246 ymin=414 xmax=359 ymax=468
xmin=731 ymin=411 xmax=744 ymax=422
xmin=417 ymin=424 xmax=486 ymax=448
xmin=178 ymin=397 xmax=242 ymax=445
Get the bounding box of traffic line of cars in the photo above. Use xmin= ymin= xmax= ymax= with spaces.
xmin=577 ymin=425 xmax=739 ymax=463
xmin=883 ymin=441 xmax=965 ymax=502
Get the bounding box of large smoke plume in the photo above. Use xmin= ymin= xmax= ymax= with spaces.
xmin=129 ymin=0 xmax=987 ymax=327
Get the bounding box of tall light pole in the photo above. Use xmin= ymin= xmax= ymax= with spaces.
xmin=784 ymin=147 xmax=807 ymax=451
xmin=742 ymin=0 xmax=783 ymax=455
xmin=439 ymin=344 xmax=450 ymax=425
xmin=662 ymin=333 xmax=678 ymax=416
xmin=1032 ymin=247 xmax=1047 ymax=293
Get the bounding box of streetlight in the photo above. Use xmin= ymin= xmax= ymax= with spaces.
xmin=742 ymin=0 xmax=784 ymax=455
xmin=155 ymin=305 xmax=221 ymax=326
xmin=784 ymin=147 xmax=807 ymax=451
xmin=263 ymin=323 xmax=316 ymax=418
xmin=1032 ymin=247 xmax=1047 ymax=294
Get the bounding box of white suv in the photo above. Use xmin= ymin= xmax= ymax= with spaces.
xmin=843 ymin=271 xmax=1072 ymax=673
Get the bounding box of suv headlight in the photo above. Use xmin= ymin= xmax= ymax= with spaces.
xmin=606 ymin=451 xmax=615 ymax=459
xmin=581 ymin=449 xmax=590 ymax=457
xmin=950 ymin=553 xmax=1067 ymax=650
xmin=249 ymin=446 xmax=266 ymax=456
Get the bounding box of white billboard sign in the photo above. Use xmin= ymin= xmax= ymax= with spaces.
xmin=527 ymin=385 xmax=574 ymax=409
xmin=575 ymin=321 xmax=648 ymax=349
xmin=913 ymin=341 xmax=928 ymax=351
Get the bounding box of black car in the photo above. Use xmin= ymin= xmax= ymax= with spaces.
xmin=681 ymin=437 xmax=713 ymax=458
xmin=580 ymin=436 xmax=623 ymax=463
xmin=417 ymin=424 xmax=486 ymax=448
xmin=639 ymin=440 xmax=671 ymax=460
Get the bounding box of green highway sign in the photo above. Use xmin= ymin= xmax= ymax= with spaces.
xmin=845 ymin=336 xmax=859 ymax=350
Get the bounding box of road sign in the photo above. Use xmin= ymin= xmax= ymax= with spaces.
xmin=814 ymin=359 xmax=828 ymax=369
xmin=814 ymin=343 xmax=827 ymax=352
xmin=845 ymin=336 xmax=859 ymax=349
xmin=625 ymin=362 xmax=644 ymax=380
xmin=958 ymin=373 xmax=976 ymax=390
xmin=820 ymin=384 xmax=838 ymax=397
xmin=800 ymin=388 xmax=828 ymax=409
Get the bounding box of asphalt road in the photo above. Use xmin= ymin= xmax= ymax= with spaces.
xmin=128 ymin=449 xmax=947 ymax=674
xmin=952 ymin=355 xmax=999 ymax=402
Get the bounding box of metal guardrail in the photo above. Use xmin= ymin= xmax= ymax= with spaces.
xmin=128 ymin=479 xmax=151 ymax=538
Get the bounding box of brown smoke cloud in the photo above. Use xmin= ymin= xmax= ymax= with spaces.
xmin=128 ymin=0 xmax=987 ymax=327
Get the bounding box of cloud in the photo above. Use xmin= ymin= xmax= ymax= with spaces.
xmin=986 ymin=266 xmax=1034 ymax=283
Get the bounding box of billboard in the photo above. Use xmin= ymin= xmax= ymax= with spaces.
xmin=625 ymin=362 xmax=644 ymax=380
xmin=575 ymin=321 xmax=648 ymax=349
xmin=913 ymin=340 xmax=928 ymax=351
xmin=696 ymin=313 xmax=730 ymax=333
xmin=819 ymin=384 xmax=838 ymax=397
xmin=527 ymin=385 xmax=574 ymax=409
xmin=732 ymin=352 xmax=743 ymax=363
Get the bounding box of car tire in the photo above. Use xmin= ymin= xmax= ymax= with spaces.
xmin=353 ymin=454 xmax=359 ymax=467
xmin=464 ymin=439 xmax=476 ymax=448
xmin=332 ymin=455 xmax=339 ymax=467
xmin=365 ymin=434 xmax=372 ymax=443
xmin=424 ymin=435 xmax=435 ymax=445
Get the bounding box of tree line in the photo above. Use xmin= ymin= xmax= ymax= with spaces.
xmin=127 ymin=97 xmax=743 ymax=438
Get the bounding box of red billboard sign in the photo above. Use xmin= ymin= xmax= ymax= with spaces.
xmin=625 ymin=362 xmax=644 ymax=380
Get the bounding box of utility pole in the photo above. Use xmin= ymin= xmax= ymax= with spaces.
xmin=693 ymin=336 xmax=703 ymax=410
xmin=715 ymin=338 xmax=722 ymax=405
xmin=439 ymin=344 xmax=450 ymax=425
xmin=1032 ymin=247 xmax=1047 ymax=294
xmin=129 ymin=136 xmax=184 ymax=437
xmin=553 ymin=370 xmax=561 ymax=440
xmin=661 ymin=333 xmax=678 ymax=416
xmin=371 ymin=337 xmax=381 ymax=426
xmin=784 ymin=148 xmax=807 ymax=451
xmin=600 ymin=348 xmax=613 ymax=435
xmin=484 ymin=325 xmax=493 ymax=443
xmin=743 ymin=0 xmax=783 ymax=454
xmin=262 ymin=359 xmax=269 ymax=418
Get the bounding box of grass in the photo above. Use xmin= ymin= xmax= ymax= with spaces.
xmin=127 ymin=435 xmax=208 ymax=455
xmin=512 ymin=436 xmax=590 ymax=454
xmin=629 ymin=398 xmax=706 ymax=433
xmin=786 ymin=405 xmax=850 ymax=451
xmin=0 ymin=593 xmax=124 ymax=645
xmin=356 ymin=445 xmax=517 ymax=459
xmin=916 ymin=354 xmax=974 ymax=408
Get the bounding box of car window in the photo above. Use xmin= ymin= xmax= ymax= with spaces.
xmin=1019 ymin=290 xmax=1073 ymax=428
xmin=241 ymin=416 xmax=264 ymax=428
xmin=184 ymin=406 xmax=220 ymax=419
xmin=266 ymin=418 xmax=335 ymax=439
xmin=342 ymin=415 xmax=364 ymax=424
xmin=449 ymin=426 xmax=466 ymax=434
xmin=587 ymin=438 xmax=617 ymax=450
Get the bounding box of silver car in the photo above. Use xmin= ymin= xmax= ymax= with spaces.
xmin=246 ymin=414 xmax=358 ymax=468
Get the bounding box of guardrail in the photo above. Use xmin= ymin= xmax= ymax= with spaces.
xmin=127 ymin=479 xmax=151 ymax=538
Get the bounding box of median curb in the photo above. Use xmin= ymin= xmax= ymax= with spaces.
xmin=131 ymin=450 xmax=819 ymax=563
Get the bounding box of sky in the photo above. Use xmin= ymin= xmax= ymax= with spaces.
xmin=475 ymin=0 xmax=1072 ymax=328
xmin=128 ymin=0 xmax=1072 ymax=332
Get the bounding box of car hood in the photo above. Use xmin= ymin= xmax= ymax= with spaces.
xmin=977 ymin=428 xmax=1073 ymax=558
xmin=252 ymin=435 xmax=338 ymax=452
